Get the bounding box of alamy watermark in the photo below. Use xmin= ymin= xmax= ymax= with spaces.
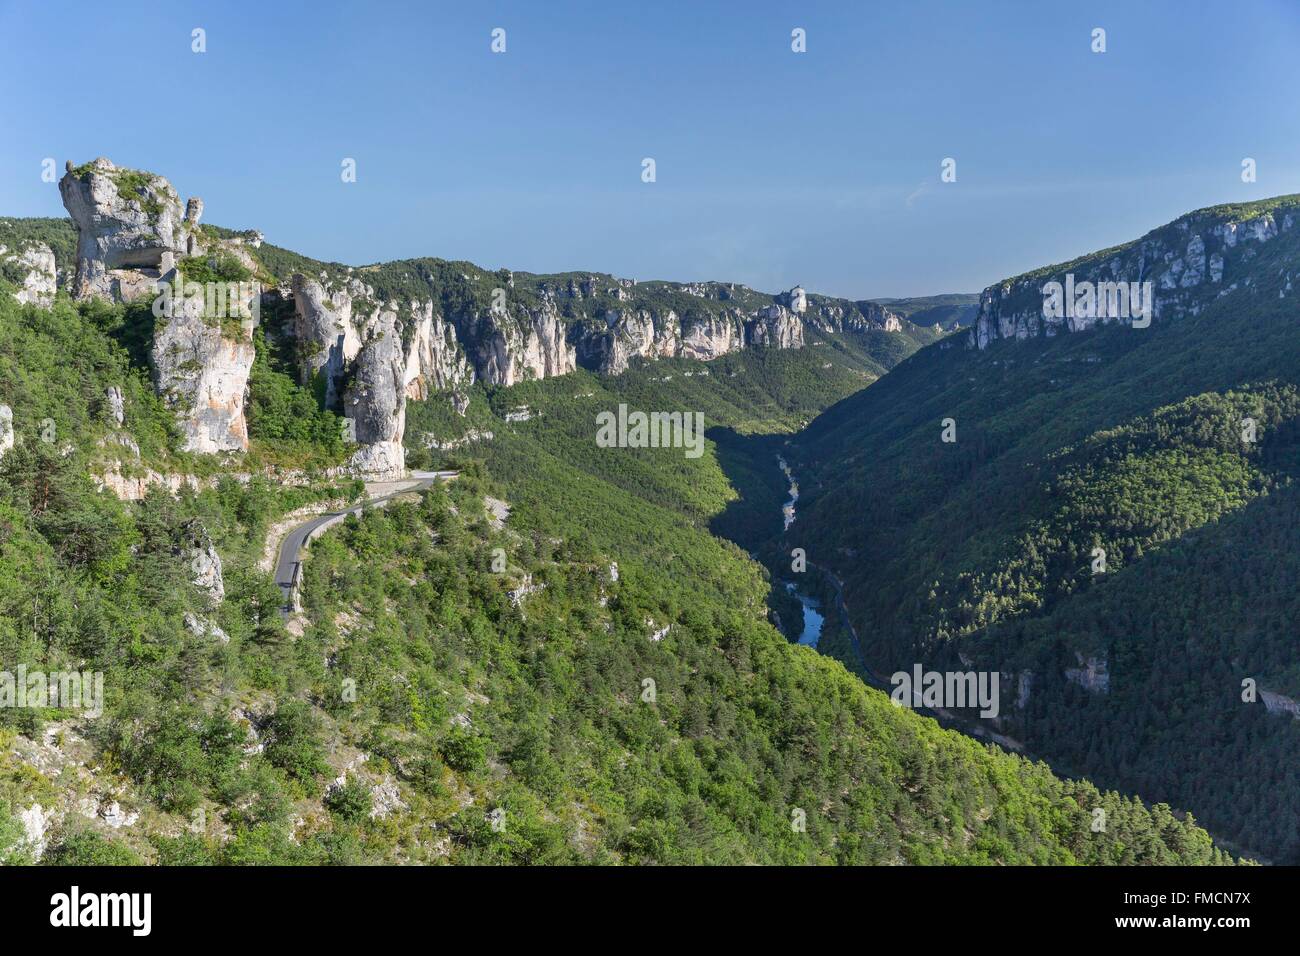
xmin=1042 ymin=274 xmax=1153 ymax=328
xmin=596 ymin=403 xmax=704 ymax=459
xmin=152 ymin=277 xmax=260 ymax=326
xmin=890 ymin=665 xmax=999 ymax=718
xmin=0 ymin=666 xmax=103 ymax=717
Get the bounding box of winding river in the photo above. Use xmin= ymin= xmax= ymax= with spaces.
xmin=778 ymin=455 xmax=824 ymax=647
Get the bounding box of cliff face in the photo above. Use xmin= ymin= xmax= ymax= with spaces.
xmin=60 ymin=158 xmax=257 ymax=454
xmin=151 ymin=291 xmax=256 ymax=453
xmin=747 ymin=304 xmax=805 ymax=349
xmin=279 ymin=267 xmax=920 ymax=473
xmin=285 ymin=272 xmax=581 ymax=473
xmin=591 ymin=308 xmax=686 ymax=374
xmin=807 ymin=300 xmax=902 ymax=335
xmin=290 ymin=274 xmax=367 ymax=407
xmin=683 ymin=311 xmax=747 ymax=358
xmin=343 ymin=313 xmax=407 ymax=480
xmin=37 ymin=157 xmax=919 ymax=477
xmin=404 ymin=303 xmax=474 ymax=399
xmin=968 ymin=198 xmax=1300 ymax=349
xmin=578 ymin=302 xmax=811 ymax=373
xmin=460 ymin=302 xmax=577 ymax=386
xmin=59 ymin=157 xmax=199 ymax=303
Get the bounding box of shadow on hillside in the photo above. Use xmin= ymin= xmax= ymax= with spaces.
xmin=707 ymin=425 xmax=807 ymax=639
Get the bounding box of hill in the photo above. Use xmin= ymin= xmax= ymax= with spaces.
xmin=778 ymin=195 xmax=1300 ymax=860
xmin=0 ymin=182 xmax=1232 ymax=864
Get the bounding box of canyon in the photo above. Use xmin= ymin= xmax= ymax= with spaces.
xmin=37 ymin=158 xmax=916 ymax=480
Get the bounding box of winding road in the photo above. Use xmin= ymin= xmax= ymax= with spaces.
xmin=274 ymin=469 xmax=457 ymax=614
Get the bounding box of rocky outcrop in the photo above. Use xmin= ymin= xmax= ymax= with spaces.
xmin=682 ymin=311 xmax=746 ymax=359
xmin=424 ymin=427 xmax=493 ymax=452
xmin=404 ymin=302 xmax=474 ymax=399
xmin=0 ymin=404 xmax=12 ymax=460
xmin=1015 ymin=671 xmax=1033 ymax=709
xmin=0 ymin=241 xmax=56 ymax=307
xmin=94 ymin=466 xmax=205 ymax=500
xmin=969 ymin=201 xmax=1298 ymax=349
xmin=747 ymin=304 xmax=805 ymax=349
xmin=1260 ymin=688 xmax=1300 ymax=719
xmin=291 ymin=274 xmax=367 ymax=407
xmin=105 ymin=386 xmax=125 ymax=426
xmin=344 ymin=314 xmax=407 ymax=479
xmin=151 ymin=289 xmax=256 ymax=453
xmin=20 ymin=803 xmax=49 ymax=860
xmin=60 ymin=158 xmax=259 ymax=453
xmin=179 ymin=519 xmax=225 ymax=605
xmin=1065 ymin=653 xmax=1109 ymax=694
xmin=184 ymin=611 xmax=229 ymax=644
xmin=461 ymin=302 xmax=577 ymax=385
xmin=589 ymin=308 xmax=682 ymax=374
xmin=289 ymin=274 xmax=481 ymax=471
xmin=59 ymin=157 xmax=198 ymax=303
xmin=807 ymin=300 xmax=902 ymax=334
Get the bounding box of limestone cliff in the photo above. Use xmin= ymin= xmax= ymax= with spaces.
xmin=47 ymin=156 xmax=924 ymax=477
xmin=806 ymin=300 xmax=902 ymax=335
xmin=746 ymin=304 xmax=805 ymax=349
xmin=343 ymin=313 xmax=408 ymax=480
xmin=150 ymin=289 xmax=256 ymax=453
xmin=460 ymin=302 xmax=577 ymax=385
xmin=589 ymin=308 xmax=684 ymax=374
xmin=61 ymin=158 xmax=258 ymax=453
xmin=968 ymin=198 xmax=1300 ymax=349
xmin=682 ymin=311 xmax=746 ymax=360
xmin=290 ymin=274 xmax=367 ymax=407
xmin=59 ymin=157 xmax=199 ymax=303
xmin=404 ymin=302 xmax=475 ymax=398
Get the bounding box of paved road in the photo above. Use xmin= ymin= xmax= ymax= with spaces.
xmin=274 ymin=470 xmax=456 ymax=614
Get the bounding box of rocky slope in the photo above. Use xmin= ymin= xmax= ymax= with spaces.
xmin=969 ymin=196 xmax=1300 ymax=349
xmin=0 ymin=240 xmax=56 ymax=307
xmin=778 ymin=193 xmax=1300 ymax=859
xmin=243 ymin=228 xmax=925 ymax=476
xmin=24 ymin=157 xmax=928 ymax=478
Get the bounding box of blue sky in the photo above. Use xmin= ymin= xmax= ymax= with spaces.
xmin=2 ymin=0 xmax=1299 ymax=298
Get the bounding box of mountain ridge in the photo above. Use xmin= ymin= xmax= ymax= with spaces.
xmin=775 ymin=193 xmax=1300 ymax=860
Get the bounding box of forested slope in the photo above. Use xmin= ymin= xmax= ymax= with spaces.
xmin=0 ymin=269 xmax=1230 ymax=864
xmin=784 ymin=197 xmax=1300 ymax=859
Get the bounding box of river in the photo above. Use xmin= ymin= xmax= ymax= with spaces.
xmin=778 ymin=454 xmax=824 ymax=647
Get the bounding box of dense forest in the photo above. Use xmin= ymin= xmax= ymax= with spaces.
xmin=0 ymin=253 xmax=1232 ymax=864
xmin=779 ymin=196 xmax=1300 ymax=860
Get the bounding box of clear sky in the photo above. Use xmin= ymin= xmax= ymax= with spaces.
xmin=3 ymin=0 xmax=1299 ymax=299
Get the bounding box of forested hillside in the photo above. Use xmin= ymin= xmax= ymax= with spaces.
xmin=782 ymin=196 xmax=1300 ymax=860
xmin=0 ymin=250 xmax=1231 ymax=864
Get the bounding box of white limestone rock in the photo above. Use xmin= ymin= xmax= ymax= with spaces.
xmin=0 ymin=241 xmax=57 ymax=307
xmin=969 ymin=202 xmax=1298 ymax=350
xmin=59 ymin=157 xmax=198 ymax=302
xmin=291 ymin=274 xmax=367 ymax=408
xmin=1064 ymin=653 xmax=1109 ymax=695
xmin=151 ymin=289 xmax=256 ymax=453
xmin=746 ymin=304 xmax=804 ymax=349
xmin=105 ymin=386 xmax=126 ymax=426
xmin=344 ymin=313 xmax=407 ymax=480
xmin=403 ymin=302 xmax=474 ymax=399
xmin=0 ymin=404 xmax=13 ymax=460
xmin=180 ymin=519 xmax=225 ymax=605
